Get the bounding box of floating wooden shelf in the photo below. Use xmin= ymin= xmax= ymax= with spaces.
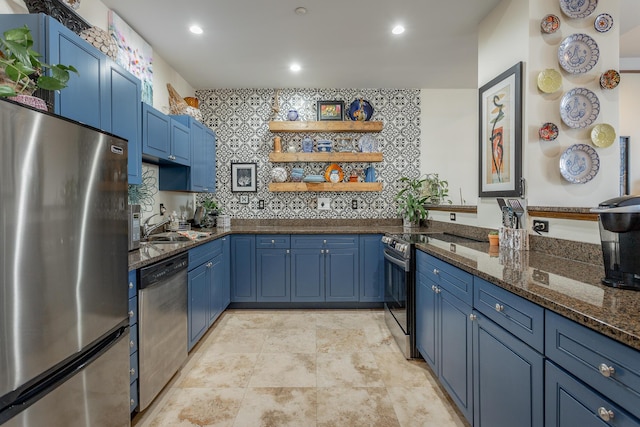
xmin=269 ymin=182 xmax=382 ymax=192
xmin=269 ymin=121 xmax=383 ymax=133
xmin=269 ymin=152 xmax=383 ymax=163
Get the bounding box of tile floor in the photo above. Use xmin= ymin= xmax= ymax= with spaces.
xmin=132 ymin=309 xmax=467 ymax=427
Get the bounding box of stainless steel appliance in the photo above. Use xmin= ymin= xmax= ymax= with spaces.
xmin=129 ymin=204 xmax=141 ymax=251
xmin=138 ymin=252 xmax=188 ymax=410
xmin=382 ymin=234 xmax=421 ymax=359
xmin=592 ymin=195 xmax=640 ymax=290
xmin=0 ymin=99 xmax=130 ymax=425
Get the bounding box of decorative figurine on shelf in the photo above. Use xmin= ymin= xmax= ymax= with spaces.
xmin=349 ymin=170 xmax=359 ymax=182
xmin=287 ymin=141 xmax=297 ymax=153
xmin=364 ymin=166 xmax=377 ymax=182
xmin=287 ymin=109 xmax=299 ymax=121
xmin=301 ymin=137 xmax=313 ymax=153
xmin=273 ymin=136 xmax=282 ymax=153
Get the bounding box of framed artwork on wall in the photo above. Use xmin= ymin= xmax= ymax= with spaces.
xmin=478 ymin=62 xmax=523 ymax=197
xmin=231 ymin=162 xmax=257 ymax=192
xmin=317 ymin=100 xmax=344 ymax=121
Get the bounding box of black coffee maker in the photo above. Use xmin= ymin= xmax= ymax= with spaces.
xmin=593 ymin=196 xmax=640 ymax=290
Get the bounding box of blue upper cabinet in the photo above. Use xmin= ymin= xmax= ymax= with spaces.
xmin=204 ymin=128 xmax=217 ymax=192
xmin=170 ymin=118 xmax=190 ymax=166
xmin=107 ymin=60 xmax=142 ymax=185
xmin=141 ymin=103 xmax=171 ymax=161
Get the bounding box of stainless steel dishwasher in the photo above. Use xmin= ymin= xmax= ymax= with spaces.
xmin=138 ymin=252 xmax=188 ymax=410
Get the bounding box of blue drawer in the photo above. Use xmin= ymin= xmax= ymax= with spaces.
xmin=128 ymin=269 xmax=137 ymax=299
xmin=474 ymin=277 xmax=544 ymax=353
xmin=256 ymin=234 xmax=290 ymax=249
xmin=128 ymin=296 xmax=137 ymax=326
xmin=291 ymin=234 xmax=358 ymax=248
xmin=546 ymin=310 xmax=640 ymax=420
xmin=130 ymin=380 xmax=138 ymax=413
xmin=422 ymin=253 xmax=473 ymax=305
xmin=129 ymin=351 xmax=138 ymax=384
xmin=129 ymin=323 xmax=138 ymax=355
xmin=189 ymin=238 xmax=223 ymax=268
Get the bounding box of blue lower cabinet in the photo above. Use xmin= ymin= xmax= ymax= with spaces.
xmin=325 ymin=248 xmax=359 ymax=302
xmin=416 ymin=269 xmax=438 ymax=370
xmin=291 ymin=248 xmax=325 ymax=302
xmin=257 ymin=248 xmax=291 ymax=301
xmin=188 ymin=262 xmax=209 ymax=350
xmin=545 ymin=361 xmax=640 ymax=427
xmin=209 ymin=253 xmax=226 ymax=323
xmin=473 ymin=311 xmax=544 ymax=427
xmin=222 ymin=237 xmax=231 ymax=307
xmin=129 ymin=380 xmax=138 ymax=413
xmin=128 ymin=324 xmax=138 ymax=355
xmin=359 ymin=235 xmax=384 ymax=302
xmin=230 ymin=235 xmax=256 ymax=302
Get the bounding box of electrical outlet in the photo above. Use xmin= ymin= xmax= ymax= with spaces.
xmin=258 ymin=200 xmax=265 ymax=209
xmin=352 ymin=199 xmax=358 ymax=209
xmin=533 ymin=220 xmax=549 ymax=233
xmin=318 ymin=197 xmax=331 ymax=210
xmin=450 ymin=213 xmax=456 ymax=221
xmin=159 ymin=203 xmax=165 ymax=215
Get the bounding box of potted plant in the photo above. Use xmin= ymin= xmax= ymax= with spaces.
xmin=201 ymin=199 xmax=220 ymax=227
xmin=0 ymin=25 xmax=78 ymax=110
xmin=422 ymin=173 xmax=452 ymax=205
xmin=395 ymin=176 xmax=429 ymax=228
xmin=488 ymin=230 xmax=499 ymax=246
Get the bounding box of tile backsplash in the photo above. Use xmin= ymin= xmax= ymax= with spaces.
xmin=194 ymin=88 xmax=422 ymax=219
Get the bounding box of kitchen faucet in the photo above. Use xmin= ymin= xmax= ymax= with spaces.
xmin=142 ymin=213 xmax=170 ymax=239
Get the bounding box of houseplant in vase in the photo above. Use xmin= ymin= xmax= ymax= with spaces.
xmin=0 ymin=25 xmax=78 ymax=110
xmin=395 ymin=176 xmax=429 ymax=228
xmin=422 ymin=173 xmax=452 ymax=205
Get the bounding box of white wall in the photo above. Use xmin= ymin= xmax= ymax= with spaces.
xmin=620 ymin=72 xmax=640 ymax=194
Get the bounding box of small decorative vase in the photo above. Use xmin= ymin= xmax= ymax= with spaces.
xmin=9 ymin=94 xmax=48 ymax=111
xmin=287 ymin=109 xmax=298 ymax=121
xmin=273 ymin=136 xmax=282 ymax=153
xmin=301 ymin=137 xmax=313 ymax=153
xmin=403 ymin=217 xmax=419 ymax=228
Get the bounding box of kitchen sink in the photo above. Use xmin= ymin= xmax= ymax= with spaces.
xmin=143 ymin=232 xmax=191 ymax=243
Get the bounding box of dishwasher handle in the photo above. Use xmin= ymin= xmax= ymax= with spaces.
xmin=139 ymin=252 xmax=188 ymax=289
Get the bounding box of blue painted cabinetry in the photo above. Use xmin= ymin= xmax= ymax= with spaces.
xmin=127 ymin=270 xmax=139 ymax=413
xmin=187 ymin=238 xmax=229 ymax=351
xmin=141 ymin=103 xmax=190 ymax=166
xmin=0 ymin=14 xmax=143 ymax=184
xmin=230 ymin=235 xmax=257 ymax=302
xmin=257 ymin=235 xmax=291 ymax=302
xmin=415 ymin=251 xmax=473 ymax=422
xmin=359 ymin=235 xmax=384 ymax=302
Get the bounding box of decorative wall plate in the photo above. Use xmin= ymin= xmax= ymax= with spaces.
xmin=347 ymin=99 xmax=374 ymax=121
xmin=539 ymin=122 xmax=559 ymax=141
xmin=594 ymin=13 xmax=613 ymax=32
xmin=537 ymin=69 xmax=562 ymax=93
xmin=560 ymin=88 xmax=600 ymax=129
xmin=559 ymin=144 xmax=600 ymax=184
xmin=324 ymin=164 xmax=344 ymax=183
xmin=590 ymin=123 xmax=616 ymax=148
xmin=540 ymin=14 xmax=561 ymax=33
xmin=559 ymin=0 xmax=598 ymax=19
xmin=600 ymin=70 xmax=621 ymax=89
xmin=558 ymin=33 xmax=599 ymax=74
xmin=358 ymin=134 xmax=378 ymax=152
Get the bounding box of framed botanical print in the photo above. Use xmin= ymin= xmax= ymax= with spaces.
xmin=231 ymin=162 xmax=257 ymax=192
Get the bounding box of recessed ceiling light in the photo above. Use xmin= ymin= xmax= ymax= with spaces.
xmin=392 ymin=25 xmax=405 ymax=35
xmin=295 ymin=7 xmax=307 ymax=15
xmin=189 ymin=25 xmax=203 ymax=35
xmin=290 ymin=63 xmax=301 ymax=72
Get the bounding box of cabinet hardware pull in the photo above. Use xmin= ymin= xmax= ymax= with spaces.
xmin=495 ymin=303 xmax=504 ymax=312
xmin=433 ymin=268 xmax=439 ymax=275
xmin=326 ymin=249 xmax=329 ymax=254
xmin=129 ymin=341 xmax=135 ymax=348
xmin=599 ymin=363 xmax=615 ymax=377
xmin=469 ymin=314 xmax=477 ymax=321
xmin=598 ymin=407 xmax=614 ymax=422
xmin=431 ymin=284 xmax=436 ymax=292
xmin=286 ymin=250 xmax=290 ymax=254
xmin=323 ymin=240 xmax=327 ymax=245
xmin=129 ymin=282 xmax=134 ymax=289
xmin=130 ymin=399 xmax=135 ymax=406
xmin=130 ymin=368 xmax=136 ymax=376
xmin=435 ymin=287 xmax=441 ymax=294
xmin=128 ymin=310 xmax=134 ymax=318
xmin=321 ymin=249 xmax=325 ymax=254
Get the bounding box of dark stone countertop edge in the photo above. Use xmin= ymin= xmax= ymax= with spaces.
xmin=415 ymin=243 xmax=640 ymax=352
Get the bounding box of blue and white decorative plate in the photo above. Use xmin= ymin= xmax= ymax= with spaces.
xmin=303 ymin=175 xmax=326 ymax=183
xmin=347 ymin=99 xmax=374 ymax=121
xmin=594 ymin=13 xmax=613 ymax=33
xmin=560 ymin=88 xmax=600 ymax=129
xmin=559 ymin=144 xmax=600 ymax=184
xmin=358 ymin=135 xmax=378 ymax=152
xmin=559 ymin=0 xmax=598 ymax=19
xmin=558 ymin=34 xmax=599 ymax=74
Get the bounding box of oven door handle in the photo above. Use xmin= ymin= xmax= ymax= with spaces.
xmin=384 ymin=248 xmax=409 ymax=271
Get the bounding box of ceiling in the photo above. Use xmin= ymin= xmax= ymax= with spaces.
xmin=100 ymin=0 xmax=640 ymax=90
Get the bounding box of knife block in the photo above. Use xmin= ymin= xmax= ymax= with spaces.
xmin=499 ymin=227 xmax=529 ymax=251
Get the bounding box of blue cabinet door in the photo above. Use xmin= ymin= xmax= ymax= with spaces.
xmin=142 ymin=103 xmax=171 ymax=160
xmin=204 ymin=129 xmax=217 ymax=193
xmin=291 ymin=248 xmax=324 ymax=302
xmin=230 ymin=235 xmax=256 ymax=302
xmin=47 ymin=18 xmax=109 ymax=129
xmin=359 ymin=235 xmax=383 ymax=302
xmin=257 ymin=249 xmax=291 ymax=301
xmin=209 ymin=253 xmax=225 ymax=324
xmin=188 ymin=262 xmax=209 ymax=351
xmin=189 ymin=120 xmax=206 ymax=191
xmin=107 ymin=60 xmax=142 ymax=185
xmin=474 ymin=312 xmax=544 ymax=427
xmin=170 ymin=118 xmax=190 ymax=166
xmin=415 ymin=269 xmax=438 ymax=372
xmin=325 ymin=248 xmax=359 ymax=302
xmin=222 ymin=236 xmax=230 ymax=307
xmin=439 ymin=288 xmax=473 ymax=422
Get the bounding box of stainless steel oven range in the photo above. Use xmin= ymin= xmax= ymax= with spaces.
xmin=382 ymin=233 xmax=428 ymax=359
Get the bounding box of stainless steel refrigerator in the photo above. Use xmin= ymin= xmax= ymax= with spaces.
xmin=0 ymin=99 xmax=131 ymax=426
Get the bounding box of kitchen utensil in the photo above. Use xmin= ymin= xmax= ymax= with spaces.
xmin=193 ymin=206 xmax=204 ymax=227
xmin=507 ymin=199 xmax=525 ymax=229
xmin=496 ymin=198 xmax=506 ymax=209
xmin=502 ymin=206 xmax=515 ymax=228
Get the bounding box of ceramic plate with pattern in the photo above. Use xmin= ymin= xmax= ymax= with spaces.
xmin=559 ymin=144 xmax=600 ymax=184
xmin=539 ymin=123 xmax=559 ymax=141
xmin=600 ymin=70 xmax=621 ymax=89
xmin=591 ymin=124 xmax=616 ymax=148
xmin=540 ymin=14 xmax=561 ymax=33
xmin=537 ymin=69 xmax=562 ymax=93
xmin=594 ymin=13 xmax=613 ymax=32
xmin=558 ymin=34 xmax=599 ymax=74
xmin=559 ymin=0 xmax=598 ymax=19
xmin=560 ymin=88 xmax=600 ymax=128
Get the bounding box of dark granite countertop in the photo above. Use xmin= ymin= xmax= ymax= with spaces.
xmin=415 ymin=236 xmax=640 ymax=352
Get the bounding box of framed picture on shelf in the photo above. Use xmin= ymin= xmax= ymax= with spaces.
xmin=478 ymin=62 xmax=523 ymax=197
xmin=317 ymin=100 xmax=344 ymax=121
xmin=231 ymin=162 xmax=257 ymax=192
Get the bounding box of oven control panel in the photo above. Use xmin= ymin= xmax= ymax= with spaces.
xmin=381 ymin=235 xmax=409 ymax=257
